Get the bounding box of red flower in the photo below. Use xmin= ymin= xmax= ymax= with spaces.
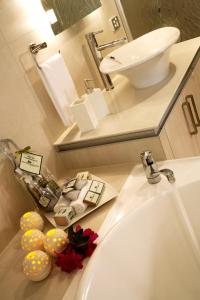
xmin=84 ymin=229 xmax=98 ymax=243
xmin=56 ymin=225 xmax=98 ymax=273
xmin=76 ymin=225 xmax=98 ymax=244
xmin=84 ymin=242 xmax=97 ymax=257
xmin=75 ymin=224 xmax=82 ymax=232
xmin=56 ymin=247 xmax=83 ymax=273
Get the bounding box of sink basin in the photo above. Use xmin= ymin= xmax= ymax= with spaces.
xmin=74 ymin=157 xmax=200 ymax=300
xmin=100 ymin=27 xmax=180 ymax=88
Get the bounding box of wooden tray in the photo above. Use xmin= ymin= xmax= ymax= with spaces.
xmin=44 ymin=175 xmax=118 ymax=230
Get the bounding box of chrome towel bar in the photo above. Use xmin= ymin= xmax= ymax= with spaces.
xmin=29 ymin=42 xmax=61 ymax=69
xmin=29 ymin=42 xmax=47 ymax=69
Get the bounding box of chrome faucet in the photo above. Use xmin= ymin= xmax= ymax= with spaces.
xmin=140 ymin=151 xmax=176 ymax=184
xmin=85 ymin=30 xmax=127 ymax=91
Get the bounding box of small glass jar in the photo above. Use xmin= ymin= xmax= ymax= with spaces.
xmin=42 ymin=167 xmax=62 ymax=198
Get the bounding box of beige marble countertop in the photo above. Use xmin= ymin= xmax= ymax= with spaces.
xmin=55 ymin=37 xmax=200 ymax=151
xmin=0 ymin=163 xmax=133 ymax=300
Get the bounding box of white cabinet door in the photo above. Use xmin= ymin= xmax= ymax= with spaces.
xmin=182 ymin=60 xmax=200 ymax=150
xmin=161 ymin=92 xmax=200 ymax=158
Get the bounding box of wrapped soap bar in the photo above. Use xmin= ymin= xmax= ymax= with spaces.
xmin=90 ymin=180 xmax=105 ymax=194
xmin=83 ymin=191 xmax=100 ymax=206
xmin=54 ymin=207 xmax=75 ymax=226
xmin=76 ymin=171 xmax=91 ymax=180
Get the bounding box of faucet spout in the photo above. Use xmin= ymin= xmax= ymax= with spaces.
xmin=159 ymin=168 xmax=176 ymax=184
xmin=85 ymin=30 xmax=127 ymax=91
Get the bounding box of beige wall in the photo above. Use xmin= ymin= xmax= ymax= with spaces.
xmin=0 ymin=0 xmax=126 ymax=252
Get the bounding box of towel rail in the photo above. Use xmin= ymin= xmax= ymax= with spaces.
xmin=29 ymin=42 xmax=47 ymax=54
xmin=29 ymin=42 xmax=49 ymax=69
xmin=29 ymin=42 xmax=61 ymax=69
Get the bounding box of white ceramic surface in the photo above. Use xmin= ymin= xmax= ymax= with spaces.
xmin=84 ymin=89 xmax=109 ymax=121
xmin=70 ymin=97 xmax=98 ymax=132
xmin=74 ymin=156 xmax=200 ymax=300
xmin=100 ymin=27 xmax=180 ymax=88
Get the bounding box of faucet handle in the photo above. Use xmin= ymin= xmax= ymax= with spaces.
xmin=140 ymin=150 xmax=155 ymax=167
xmin=140 ymin=150 xmax=161 ymax=184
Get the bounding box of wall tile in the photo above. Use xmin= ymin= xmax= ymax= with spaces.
xmin=0 ymin=0 xmax=53 ymax=43
xmin=0 ymin=0 xmax=129 ymax=253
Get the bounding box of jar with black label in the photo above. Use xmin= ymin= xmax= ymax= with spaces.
xmin=39 ymin=187 xmax=59 ymax=212
xmin=42 ymin=167 xmax=62 ymax=198
xmin=21 ymin=174 xmax=59 ymax=212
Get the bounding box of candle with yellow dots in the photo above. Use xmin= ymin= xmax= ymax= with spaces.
xmin=20 ymin=211 xmax=44 ymax=232
xmin=23 ymin=250 xmax=52 ymax=281
xmin=21 ymin=229 xmax=44 ymax=252
xmin=44 ymin=229 xmax=68 ymax=256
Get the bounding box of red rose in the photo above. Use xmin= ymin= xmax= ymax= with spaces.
xmin=56 ymin=225 xmax=98 ymax=273
xmin=83 ymin=228 xmax=98 ymax=244
xmin=56 ymin=248 xmax=83 ymax=273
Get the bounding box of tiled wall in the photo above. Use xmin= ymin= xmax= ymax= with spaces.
xmin=0 ymin=0 xmax=125 ymax=252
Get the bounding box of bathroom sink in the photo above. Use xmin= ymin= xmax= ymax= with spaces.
xmin=74 ymin=157 xmax=200 ymax=300
xmin=100 ymin=27 xmax=180 ymax=88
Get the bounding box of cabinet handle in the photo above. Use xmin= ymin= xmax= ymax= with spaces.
xmin=182 ymin=101 xmax=198 ymax=135
xmin=185 ymin=94 xmax=200 ymax=127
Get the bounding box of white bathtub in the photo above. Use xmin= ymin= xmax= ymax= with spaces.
xmin=75 ymin=158 xmax=200 ymax=300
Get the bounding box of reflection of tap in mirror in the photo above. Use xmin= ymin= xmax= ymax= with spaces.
xmin=115 ymin=0 xmax=200 ymax=41
xmin=41 ymin=0 xmax=102 ymax=35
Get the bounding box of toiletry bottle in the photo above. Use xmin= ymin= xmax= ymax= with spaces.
xmin=83 ymin=79 xmax=109 ymax=121
xmin=15 ymin=169 xmax=60 ymax=212
xmin=42 ymin=167 xmax=62 ymax=198
xmin=29 ymin=176 xmax=59 ymax=212
xmin=38 ymin=185 xmax=59 ymax=212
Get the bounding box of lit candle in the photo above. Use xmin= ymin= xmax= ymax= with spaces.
xmin=21 ymin=229 xmax=44 ymax=252
xmin=44 ymin=229 xmax=68 ymax=256
xmin=20 ymin=211 xmax=44 ymax=232
xmin=23 ymin=250 xmax=52 ymax=281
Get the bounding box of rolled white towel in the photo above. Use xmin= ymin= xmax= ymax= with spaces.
xmin=64 ymin=189 xmax=80 ymax=202
xmin=54 ymin=196 xmax=70 ymax=213
xmin=70 ymin=181 xmax=92 ymax=214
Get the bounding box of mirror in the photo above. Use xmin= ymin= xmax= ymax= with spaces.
xmin=37 ymin=0 xmax=200 ymax=151
xmin=115 ymin=0 xmax=200 ymax=41
xmin=41 ymin=0 xmax=102 ymax=35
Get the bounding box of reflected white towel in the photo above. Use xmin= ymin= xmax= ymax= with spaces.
xmin=70 ymin=181 xmax=92 ymax=214
xmin=40 ymin=53 xmax=78 ymax=126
